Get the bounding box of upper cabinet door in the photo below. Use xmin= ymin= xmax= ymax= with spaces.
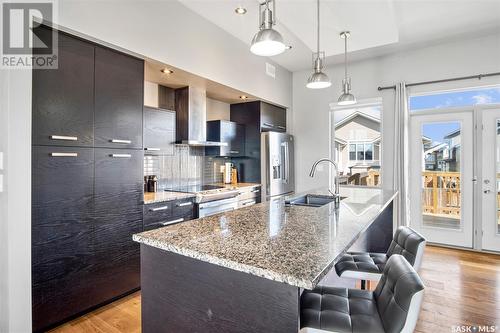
xmin=260 ymin=102 xmax=286 ymax=132
xmin=94 ymin=47 xmax=144 ymax=149
xmin=32 ymin=28 xmax=94 ymax=147
xmin=143 ymin=107 xmax=175 ymax=155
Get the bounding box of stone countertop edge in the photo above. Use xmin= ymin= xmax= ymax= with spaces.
xmin=133 ymin=233 xmax=315 ymax=289
xmin=308 ymin=190 xmax=399 ymax=288
xmin=134 ymin=189 xmax=398 ymax=290
xmin=143 ymin=191 xmax=196 ymax=205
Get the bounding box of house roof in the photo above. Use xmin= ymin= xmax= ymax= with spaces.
xmin=334 ymin=111 xmax=381 ymax=129
xmin=424 ymin=142 xmax=448 ymax=156
xmin=444 ymin=128 xmax=460 ymax=139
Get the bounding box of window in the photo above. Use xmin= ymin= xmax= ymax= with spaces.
xmin=350 ymin=142 xmax=374 ymax=161
xmin=332 ymin=102 xmax=382 ymax=187
xmin=410 ymin=85 xmax=500 ymax=111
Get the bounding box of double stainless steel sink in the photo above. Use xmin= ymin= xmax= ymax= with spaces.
xmin=285 ymin=194 xmax=346 ymax=208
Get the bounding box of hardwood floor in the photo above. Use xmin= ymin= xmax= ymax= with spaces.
xmin=49 ymin=246 xmax=499 ymax=332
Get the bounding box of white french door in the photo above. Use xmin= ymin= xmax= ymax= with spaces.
xmin=410 ymin=110 xmax=474 ymax=248
xmin=480 ymin=107 xmax=500 ymax=252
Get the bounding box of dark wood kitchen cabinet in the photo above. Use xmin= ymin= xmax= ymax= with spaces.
xmin=32 ymin=27 xmax=94 ymax=147
xmin=94 ymin=46 xmax=144 ymax=149
xmin=205 ymin=120 xmax=245 ymax=157
xmin=32 ymin=146 xmax=95 ymax=332
xmin=32 ymin=26 xmax=145 ymax=332
xmin=92 ymin=148 xmax=143 ymax=305
xmin=143 ymin=197 xmax=195 ymax=231
xmin=230 ymin=101 xmax=286 ymax=182
xmin=143 ymin=107 xmax=175 ymax=155
xmin=260 ymin=102 xmax=286 ymax=132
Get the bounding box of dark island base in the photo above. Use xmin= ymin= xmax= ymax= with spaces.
xmin=141 ymin=244 xmax=300 ymax=333
xmin=140 ymin=200 xmax=394 ymax=332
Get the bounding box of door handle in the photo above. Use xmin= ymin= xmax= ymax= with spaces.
xmin=144 ymin=148 xmax=160 ymax=151
xmin=50 ymin=135 xmax=78 ymax=141
xmin=110 ymin=154 xmax=132 ymax=158
xmin=150 ymin=205 xmax=170 ymax=212
xmin=110 ymin=139 xmax=132 ymax=144
xmin=161 ymin=218 xmax=184 ymax=226
xmin=50 ymin=152 xmax=78 ymax=157
xmin=229 ymin=150 xmax=239 ymax=154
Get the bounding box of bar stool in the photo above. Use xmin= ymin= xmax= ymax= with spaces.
xmin=300 ymin=254 xmax=425 ymax=333
xmin=335 ymin=226 xmax=426 ymax=289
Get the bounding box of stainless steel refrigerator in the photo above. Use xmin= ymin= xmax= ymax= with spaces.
xmin=261 ymin=132 xmax=295 ymax=198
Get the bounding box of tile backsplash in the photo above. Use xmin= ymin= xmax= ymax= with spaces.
xmin=144 ymin=146 xmax=229 ymax=189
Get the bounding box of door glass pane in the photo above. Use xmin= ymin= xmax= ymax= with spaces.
xmin=497 ymin=120 xmax=500 ymax=234
xmin=421 ymin=122 xmax=462 ymax=230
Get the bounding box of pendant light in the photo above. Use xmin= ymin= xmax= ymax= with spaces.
xmin=306 ymin=0 xmax=331 ymax=89
xmin=338 ymin=31 xmax=356 ymax=105
xmin=250 ymin=0 xmax=286 ymax=57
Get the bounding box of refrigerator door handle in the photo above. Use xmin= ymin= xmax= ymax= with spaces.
xmin=283 ymin=141 xmax=289 ymax=184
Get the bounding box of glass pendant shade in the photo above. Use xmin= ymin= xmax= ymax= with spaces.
xmin=250 ymin=28 xmax=286 ymax=56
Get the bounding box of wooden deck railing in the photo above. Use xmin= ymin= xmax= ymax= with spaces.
xmin=422 ymin=171 xmax=461 ymax=218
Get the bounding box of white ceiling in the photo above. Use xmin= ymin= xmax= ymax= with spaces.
xmin=178 ymin=0 xmax=500 ymax=72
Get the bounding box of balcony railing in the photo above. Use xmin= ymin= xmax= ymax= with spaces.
xmin=422 ymin=171 xmax=461 ymax=218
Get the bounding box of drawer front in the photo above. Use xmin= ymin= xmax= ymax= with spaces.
xmin=143 ymin=201 xmax=173 ymax=227
xmin=144 ymin=213 xmax=194 ymax=231
xmin=237 ymin=186 xmax=261 ymax=201
xmin=172 ymin=198 xmax=195 ymax=217
xmin=238 ymin=198 xmax=258 ymax=209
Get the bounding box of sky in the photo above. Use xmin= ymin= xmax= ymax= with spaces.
xmin=422 ymin=122 xmax=460 ymax=144
xmin=411 ymin=86 xmax=500 ymax=144
xmin=410 ymin=86 xmax=500 ymax=110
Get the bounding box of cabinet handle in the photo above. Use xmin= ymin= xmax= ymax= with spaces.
xmin=50 ymin=135 xmax=78 ymax=141
xmin=176 ymin=202 xmax=193 ymax=207
xmin=251 ymin=189 xmax=260 ymax=193
xmin=50 ymin=152 xmax=78 ymax=157
xmin=110 ymin=154 xmax=132 ymax=158
xmin=263 ymin=122 xmax=274 ymax=128
xmin=110 ymin=139 xmax=132 ymax=144
xmin=150 ymin=205 xmax=169 ymax=212
xmin=242 ymin=200 xmax=256 ymax=206
xmin=162 ymin=218 xmax=184 ymax=226
xmin=276 ymin=125 xmax=286 ymax=130
xmin=229 ymin=150 xmax=239 ymax=154
xmin=144 ymin=148 xmax=160 ymax=151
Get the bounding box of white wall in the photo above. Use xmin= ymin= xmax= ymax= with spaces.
xmin=207 ymin=98 xmax=230 ymax=121
xmin=1 ymin=1 xmax=293 ymax=331
xmin=0 ymin=69 xmax=32 ymax=333
xmin=292 ymin=32 xmax=500 ymax=192
xmin=57 ymin=0 xmax=292 ymax=109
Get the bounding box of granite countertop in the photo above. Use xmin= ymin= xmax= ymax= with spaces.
xmin=143 ymin=191 xmax=196 ymax=204
xmin=134 ymin=186 xmax=397 ymax=289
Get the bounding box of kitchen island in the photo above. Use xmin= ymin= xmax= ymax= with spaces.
xmin=133 ymin=186 xmax=397 ymax=333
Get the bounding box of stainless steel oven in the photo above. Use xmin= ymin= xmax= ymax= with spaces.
xmin=197 ymin=197 xmax=238 ymax=218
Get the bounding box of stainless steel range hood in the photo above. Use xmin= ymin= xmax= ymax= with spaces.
xmin=175 ymin=86 xmax=227 ymax=147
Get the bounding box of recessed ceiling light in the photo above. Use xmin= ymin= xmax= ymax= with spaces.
xmin=235 ymin=6 xmax=247 ymax=15
xmin=239 ymin=95 xmax=248 ymax=100
xmin=161 ymin=68 xmax=173 ymax=74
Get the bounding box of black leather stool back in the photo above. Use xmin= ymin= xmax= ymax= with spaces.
xmin=374 ymin=254 xmax=425 ymax=333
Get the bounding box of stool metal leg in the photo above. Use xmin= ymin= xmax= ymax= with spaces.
xmin=361 ymin=280 xmax=366 ymax=290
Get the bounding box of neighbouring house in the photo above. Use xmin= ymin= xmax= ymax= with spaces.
xmin=334 ymin=111 xmax=381 ymax=185
xmin=423 ymin=129 xmax=461 ymax=172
